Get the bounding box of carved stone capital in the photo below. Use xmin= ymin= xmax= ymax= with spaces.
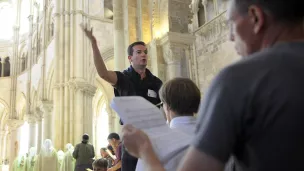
xmin=159 ymin=32 xmax=195 ymax=64
xmin=35 ymin=107 xmax=43 ymax=121
xmin=6 ymin=119 xmax=24 ymax=131
xmin=39 ymin=100 xmax=53 ymax=114
xmin=24 ymin=114 xmax=36 ymax=124
xmin=68 ymin=79 xmax=97 ymax=96
xmin=159 ymin=32 xmax=196 ymax=46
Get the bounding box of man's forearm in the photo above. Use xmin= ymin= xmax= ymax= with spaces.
xmin=91 ymin=42 xmax=117 ymax=85
xmin=91 ymin=42 xmax=108 ymax=78
xmin=111 ymin=161 xmax=121 ymax=171
xmin=141 ymin=147 xmax=165 ymax=171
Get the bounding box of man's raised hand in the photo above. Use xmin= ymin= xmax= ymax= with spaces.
xmin=80 ymin=23 xmax=96 ymax=44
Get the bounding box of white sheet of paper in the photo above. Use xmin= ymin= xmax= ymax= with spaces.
xmin=111 ymin=96 xmax=191 ymax=161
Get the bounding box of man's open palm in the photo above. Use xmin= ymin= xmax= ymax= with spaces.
xmin=80 ymin=23 xmax=96 ymax=43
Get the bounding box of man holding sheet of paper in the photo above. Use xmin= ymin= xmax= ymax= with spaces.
xmin=111 ymin=78 xmax=201 ymax=171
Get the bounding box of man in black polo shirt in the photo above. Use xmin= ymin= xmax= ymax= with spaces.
xmin=80 ymin=25 xmax=162 ymax=171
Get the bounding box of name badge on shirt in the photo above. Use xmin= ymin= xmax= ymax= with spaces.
xmin=147 ymin=89 xmax=157 ymax=98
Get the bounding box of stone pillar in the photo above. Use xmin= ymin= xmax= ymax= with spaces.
xmin=113 ymin=0 xmax=126 ymax=71
xmin=53 ymin=0 xmax=63 ymax=149
xmin=51 ymin=0 xmax=97 ymax=149
xmin=5 ymin=132 xmax=11 ymax=166
xmin=1 ymin=60 xmax=5 ymax=77
xmin=159 ymin=32 xmax=195 ymax=80
xmin=70 ymin=81 xmax=96 ymax=145
xmin=123 ymin=0 xmax=130 ymax=68
xmin=9 ymin=26 xmax=20 ymax=120
xmin=40 ymin=0 xmax=48 ymax=101
xmin=35 ymin=108 xmax=43 ymax=154
xmin=26 ymin=115 xmax=37 ymax=150
xmin=1 ymin=131 xmax=9 ymax=165
xmin=0 ymin=131 xmax=5 ymax=161
xmin=7 ymin=119 xmax=23 ymax=171
xmin=40 ymin=101 xmax=53 ymax=141
xmin=136 ymin=0 xmax=142 ymax=41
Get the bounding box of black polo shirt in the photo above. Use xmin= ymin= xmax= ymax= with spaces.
xmin=113 ymin=66 xmax=162 ymax=122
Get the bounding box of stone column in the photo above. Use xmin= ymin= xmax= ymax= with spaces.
xmin=53 ymin=0 xmax=63 ymax=149
xmin=159 ymin=32 xmax=195 ymax=80
xmin=0 ymin=131 xmax=4 ymax=161
xmin=40 ymin=0 xmax=48 ymax=101
xmin=136 ymin=0 xmax=142 ymax=41
xmin=70 ymin=81 xmax=96 ymax=145
xmin=5 ymin=132 xmax=11 ymax=166
xmin=40 ymin=101 xmax=53 ymax=141
xmin=35 ymin=108 xmax=43 ymax=154
xmin=26 ymin=115 xmax=36 ymax=150
xmin=1 ymin=59 xmax=5 ymax=77
xmin=7 ymin=119 xmax=23 ymax=171
xmin=113 ymin=0 xmax=126 ymax=71
xmin=9 ymin=26 xmax=20 ymax=120
xmin=1 ymin=131 xmax=8 ymax=164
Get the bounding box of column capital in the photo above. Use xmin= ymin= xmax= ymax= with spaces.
xmin=35 ymin=107 xmax=43 ymax=121
xmin=6 ymin=119 xmax=24 ymax=131
xmin=24 ymin=114 xmax=36 ymax=124
xmin=159 ymin=32 xmax=196 ymax=45
xmin=39 ymin=100 xmax=53 ymax=114
xmin=159 ymin=32 xmax=195 ymax=64
xmin=68 ymin=79 xmax=97 ymax=96
xmin=13 ymin=25 xmax=20 ymax=32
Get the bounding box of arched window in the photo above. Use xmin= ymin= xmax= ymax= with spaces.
xmin=93 ymin=90 xmax=111 ymax=156
xmin=96 ymin=103 xmax=109 ymax=151
xmin=198 ymin=0 xmax=206 ymax=27
xmin=4 ymin=57 xmax=10 ymax=77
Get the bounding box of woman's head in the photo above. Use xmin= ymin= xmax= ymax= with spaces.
xmin=100 ymin=148 xmax=108 ymax=157
xmin=107 ymin=133 xmax=120 ymax=148
xmin=159 ymin=77 xmax=201 ymax=122
xmin=92 ymin=158 xmax=108 ymax=171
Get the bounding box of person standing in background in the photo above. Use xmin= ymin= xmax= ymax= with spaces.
xmin=73 ymin=134 xmax=95 ymax=171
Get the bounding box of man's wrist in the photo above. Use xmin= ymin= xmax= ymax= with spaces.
xmin=140 ymin=142 xmax=158 ymax=162
xmin=91 ymin=40 xmax=97 ymax=46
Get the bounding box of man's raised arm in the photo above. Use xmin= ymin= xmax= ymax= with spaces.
xmin=80 ymin=24 xmax=118 ymax=85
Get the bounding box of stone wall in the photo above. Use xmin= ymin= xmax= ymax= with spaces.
xmin=193 ymin=11 xmax=239 ymax=93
